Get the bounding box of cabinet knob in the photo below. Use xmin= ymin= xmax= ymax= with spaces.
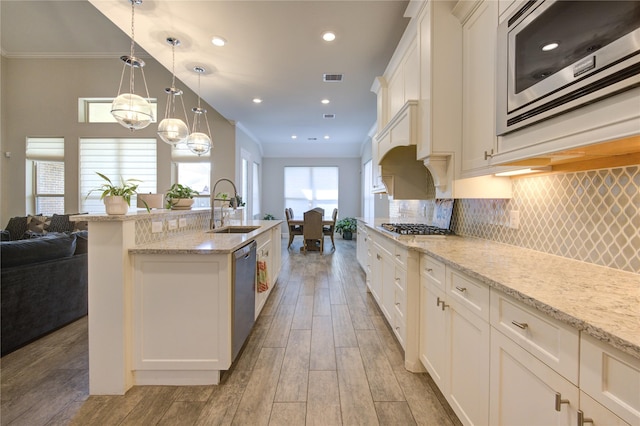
xmin=511 ymin=320 xmax=528 ymax=330
xmin=554 ymin=392 xmax=570 ymax=412
xmin=455 ymin=286 xmax=467 ymax=293
xmin=577 ymin=410 xmax=594 ymax=425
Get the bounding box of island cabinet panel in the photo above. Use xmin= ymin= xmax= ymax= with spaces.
xmin=133 ymin=253 xmax=231 ymax=385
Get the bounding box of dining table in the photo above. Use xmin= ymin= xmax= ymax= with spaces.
xmin=288 ymin=216 xmax=335 ymax=251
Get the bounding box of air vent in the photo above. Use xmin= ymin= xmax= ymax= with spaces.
xmin=323 ymin=114 xmax=336 ymax=119
xmin=308 ymin=137 xmax=318 ymax=141
xmin=323 ymin=73 xmax=343 ymax=82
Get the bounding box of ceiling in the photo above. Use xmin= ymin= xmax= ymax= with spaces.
xmin=1 ymin=0 xmax=410 ymax=158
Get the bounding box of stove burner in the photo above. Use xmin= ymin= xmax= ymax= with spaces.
xmin=381 ymin=223 xmax=453 ymax=236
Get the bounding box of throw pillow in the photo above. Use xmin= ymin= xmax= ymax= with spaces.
xmin=27 ymin=215 xmax=47 ymax=233
xmin=0 ymin=230 xmax=10 ymax=241
xmin=4 ymin=216 xmax=28 ymax=241
xmin=48 ymin=214 xmax=74 ymax=233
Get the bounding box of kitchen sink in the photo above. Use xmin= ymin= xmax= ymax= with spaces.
xmin=207 ymin=226 xmax=261 ymax=234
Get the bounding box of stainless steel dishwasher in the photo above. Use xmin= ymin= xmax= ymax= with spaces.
xmin=232 ymin=240 xmax=257 ymax=361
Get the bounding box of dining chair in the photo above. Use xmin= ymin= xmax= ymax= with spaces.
xmin=323 ymin=208 xmax=338 ymax=250
xmin=285 ymin=208 xmax=303 ymax=249
xmin=303 ymin=210 xmax=324 ymax=254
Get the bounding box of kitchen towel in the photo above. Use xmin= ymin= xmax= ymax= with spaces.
xmin=257 ymin=260 xmax=269 ymax=293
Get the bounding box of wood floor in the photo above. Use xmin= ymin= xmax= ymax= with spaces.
xmin=1 ymin=237 xmax=461 ymax=426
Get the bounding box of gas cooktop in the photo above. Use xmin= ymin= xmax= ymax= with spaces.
xmin=380 ymin=223 xmax=453 ymax=236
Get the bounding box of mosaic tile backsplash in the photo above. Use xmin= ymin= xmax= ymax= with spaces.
xmin=390 ymin=165 xmax=640 ymax=274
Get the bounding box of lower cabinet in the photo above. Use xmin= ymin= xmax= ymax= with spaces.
xmin=419 ymin=254 xmax=490 ymax=426
xmin=490 ymin=328 xmax=579 ymax=426
xmin=356 ymin=221 xmax=368 ymax=270
xmin=255 ymin=224 xmax=281 ymax=318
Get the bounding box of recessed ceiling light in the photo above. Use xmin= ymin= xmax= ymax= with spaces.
xmin=252 ymin=98 xmax=262 ymax=104
xmin=324 ymin=135 xmax=330 ymax=140
xmin=322 ymin=31 xmax=336 ymax=42
xmin=211 ymin=36 xmax=227 ymax=47
xmin=291 ymin=135 xmax=297 ymax=139
xmin=321 ymin=99 xmax=330 ymax=104
xmin=541 ymin=42 xmax=559 ymax=51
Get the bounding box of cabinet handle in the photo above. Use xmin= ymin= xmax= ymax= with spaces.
xmin=425 ymin=268 xmax=433 ymax=273
xmin=396 ymin=302 xmax=401 ymax=306
xmin=377 ymin=254 xmax=381 ymax=260
xmin=484 ymin=149 xmax=494 ymax=160
xmin=554 ymin=392 xmax=570 ymax=412
xmin=577 ymin=410 xmax=594 ymax=425
xmin=436 ymin=297 xmax=443 ymax=307
xmin=455 ymin=286 xmax=467 ymax=293
xmin=441 ymin=302 xmax=449 ymax=311
xmin=511 ymin=320 xmax=528 ymax=330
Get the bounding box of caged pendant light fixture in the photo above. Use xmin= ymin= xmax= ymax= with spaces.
xmin=111 ymin=0 xmax=154 ymax=131
xmin=157 ymin=37 xmax=189 ymax=145
xmin=186 ymin=66 xmax=212 ymax=156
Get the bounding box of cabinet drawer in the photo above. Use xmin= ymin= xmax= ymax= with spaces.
xmin=393 ymin=311 xmax=406 ymax=350
xmin=420 ymin=255 xmax=445 ymax=291
xmin=394 ymin=245 xmax=408 ymax=268
xmin=490 ymin=290 xmax=579 ymax=384
xmin=376 ymin=234 xmax=395 ymax=256
xmin=580 ymin=334 xmax=640 ymax=425
xmin=447 ymin=269 xmax=490 ymax=322
xmin=394 ymin=280 xmax=406 ymax=321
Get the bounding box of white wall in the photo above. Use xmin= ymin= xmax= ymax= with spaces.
xmin=0 ymin=55 xmax=253 ymax=223
xmin=261 ymin=157 xmax=361 ymax=221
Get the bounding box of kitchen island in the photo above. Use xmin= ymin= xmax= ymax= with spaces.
xmin=71 ymin=209 xmax=282 ymax=395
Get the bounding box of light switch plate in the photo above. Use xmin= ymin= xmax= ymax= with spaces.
xmin=168 ymin=219 xmax=178 ymax=230
xmin=151 ymin=221 xmax=163 ymax=233
xmin=509 ymin=210 xmax=520 ymax=229
xmin=179 ymin=218 xmax=187 ymax=228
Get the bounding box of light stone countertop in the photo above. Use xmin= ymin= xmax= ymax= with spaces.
xmin=360 ymin=219 xmax=640 ymax=360
xmin=128 ymin=220 xmax=283 ymax=254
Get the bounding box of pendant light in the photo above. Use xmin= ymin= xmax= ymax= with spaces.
xmin=111 ymin=0 xmax=153 ymax=131
xmin=157 ymin=37 xmax=189 ymax=145
xmin=186 ymin=66 xmax=212 ymax=156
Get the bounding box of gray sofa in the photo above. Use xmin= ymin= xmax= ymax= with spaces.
xmin=1 ymin=232 xmax=88 ymax=356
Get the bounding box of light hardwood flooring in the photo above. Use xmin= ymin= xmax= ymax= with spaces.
xmin=1 ymin=237 xmax=461 ymax=426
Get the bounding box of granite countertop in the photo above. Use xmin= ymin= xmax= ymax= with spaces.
xmin=129 ymin=220 xmax=283 ymax=254
xmin=360 ymin=219 xmax=640 ymax=360
xmin=70 ymin=207 xmax=213 ymax=222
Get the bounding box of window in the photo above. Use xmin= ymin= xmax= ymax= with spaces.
xmin=284 ymin=166 xmax=338 ymax=215
xmin=252 ymin=162 xmax=260 ymax=219
xmin=363 ymin=160 xmax=373 ymax=218
xmin=78 ymin=98 xmax=157 ymax=124
xmin=79 ymin=138 xmax=157 ymax=213
xmin=172 ymin=143 xmax=211 ymax=207
xmin=26 ymin=137 xmax=65 ymax=215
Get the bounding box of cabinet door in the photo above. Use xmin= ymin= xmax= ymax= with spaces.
xmin=461 ymin=0 xmax=498 ymax=174
xmin=419 ymin=278 xmax=448 ymax=391
xmin=579 ymin=391 xmax=630 ymax=426
xmin=448 ymin=300 xmax=490 ymax=426
xmin=490 ymin=328 xmax=578 ymax=426
xmin=356 ymin=223 xmax=368 ymax=270
xmin=369 ymin=245 xmax=383 ymax=304
xmin=381 ymin=250 xmax=396 ymax=324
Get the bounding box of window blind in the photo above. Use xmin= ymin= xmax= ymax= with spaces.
xmin=171 ymin=143 xmax=210 ymax=161
xmin=79 ymin=138 xmax=157 ymax=213
xmin=26 ymin=137 xmax=64 ymax=161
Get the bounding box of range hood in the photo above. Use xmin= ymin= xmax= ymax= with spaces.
xmin=379 ymin=145 xmax=436 ymax=200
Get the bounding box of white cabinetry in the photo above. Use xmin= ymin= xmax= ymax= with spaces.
xmin=255 ymin=231 xmax=272 ymax=317
xmin=580 ymin=334 xmax=639 ymax=425
xmin=490 ymin=328 xmax=579 ymax=426
xmin=356 ymin=220 xmax=369 ymax=271
xmin=419 ymin=255 xmax=490 ymax=426
xmin=489 ymin=291 xmax=581 ymax=425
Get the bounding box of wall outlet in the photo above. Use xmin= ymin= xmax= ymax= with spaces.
xmin=151 ymin=221 xmax=163 ymax=233
xmin=168 ymin=219 xmax=178 ymax=230
xmin=509 ymin=210 xmax=520 ymax=229
xmin=179 ymin=218 xmax=187 ymax=228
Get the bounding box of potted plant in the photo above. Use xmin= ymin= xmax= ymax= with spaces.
xmin=166 ymin=183 xmax=199 ymax=210
xmin=335 ymin=217 xmax=357 ymax=240
xmin=87 ymin=172 xmax=145 ymax=215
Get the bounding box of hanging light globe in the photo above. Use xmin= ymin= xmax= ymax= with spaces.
xmin=157 ymin=38 xmax=189 ymax=145
xmin=158 ymin=116 xmax=189 ymax=144
xmin=111 ymin=92 xmax=154 ymax=130
xmin=186 ymin=131 xmax=212 ymax=156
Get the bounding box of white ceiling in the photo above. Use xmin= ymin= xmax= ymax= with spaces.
xmin=1 ymin=0 xmax=410 ymax=158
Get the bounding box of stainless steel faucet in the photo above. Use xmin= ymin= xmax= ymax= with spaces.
xmin=210 ymin=178 xmax=239 ymax=229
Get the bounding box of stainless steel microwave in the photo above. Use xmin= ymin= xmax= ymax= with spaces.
xmin=496 ymin=0 xmax=640 ymax=135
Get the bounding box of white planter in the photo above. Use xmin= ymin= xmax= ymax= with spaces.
xmin=169 ymin=198 xmax=195 ymax=210
xmin=104 ymin=195 xmax=129 ymax=215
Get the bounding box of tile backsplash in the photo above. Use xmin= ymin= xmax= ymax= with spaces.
xmin=390 ymin=165 xmax=639 ymax=274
